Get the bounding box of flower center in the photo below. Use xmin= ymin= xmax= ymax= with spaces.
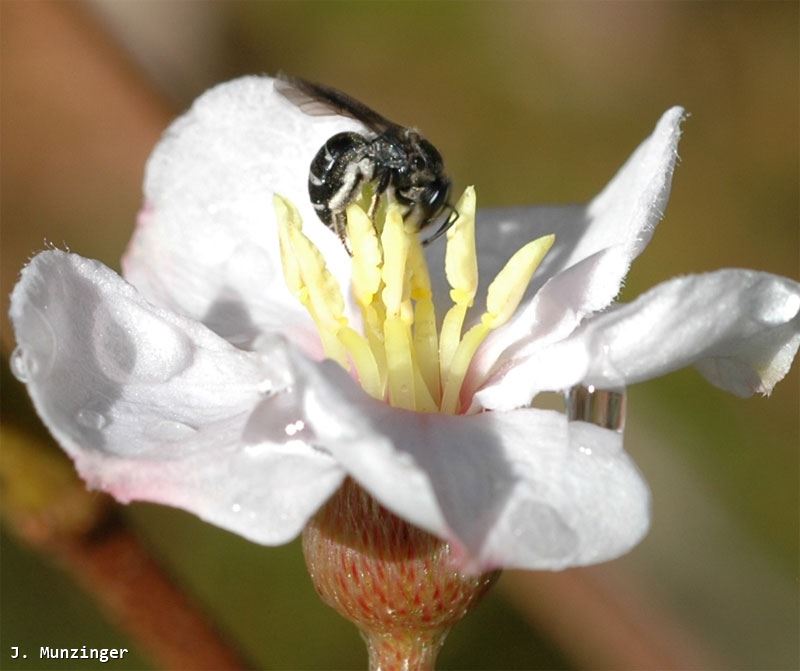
xmin=274 ymin=188 xmax=553 ymax=414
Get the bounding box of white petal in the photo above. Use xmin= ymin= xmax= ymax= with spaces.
xmin=578 ymin=270 xmax=800 ymax=395
xmin=283 ymin=354 xmax=649 ymax=571
xmin=10 ymin=251 xmax=344 ymax=543
xmin=122 ymin=76 xmax=363 ymax=350
xmin=461 ymin=107 xmax=686 ymax=395
xmin=477 ymin=270 xmax=800 ymax=408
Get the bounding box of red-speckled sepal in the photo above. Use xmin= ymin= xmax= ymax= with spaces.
xmin=302 ymin=478 xmax=499 ymax=670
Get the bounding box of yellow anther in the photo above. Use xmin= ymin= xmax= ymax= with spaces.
xmin=407 ymin=236 xmax=433 ymax=301
xmin=337 ymin=326 xmax=382 ymax=399
xmin=276 ymin=187 xmax=553 ymax=417
xmin=413 ymin=296 xmax=440 ymax=400
xmin=439 ymin=303 xmax=468 ymax=386
xmin=380 ymin=204 xmax=411 ymax=317
xmin=484 ymin=234 xmax=555 ymax=328
xmin=440 ymin=233 xmax=555 ymax=414
xmin=439 ymin=187 xmax=479 ymax=384
xmin=412 ymin=358 xmax=439 ymax=413
xmin=444 ymin=186 xmax=478 ymax=305
xmin=288 ymin=225 xmax=347 ymax=334
xmin=274 ymin=195 xmax=305 ymax=296
xmin=440 ymin=322 xmax=489 ymax=414
xmin=384 ymin=316 xmax=416 ymax=411
xmin=346 ymin=203 xmax=383 ymax=305
xmin=274 ymin=194 xmax=348 ymax=367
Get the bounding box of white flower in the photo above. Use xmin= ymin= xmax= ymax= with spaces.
xmin=9 ymin=77 xmax=799 ymax=572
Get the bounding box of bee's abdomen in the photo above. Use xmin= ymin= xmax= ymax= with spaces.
xmin=308 ymin=132 xmax=370 ymax=227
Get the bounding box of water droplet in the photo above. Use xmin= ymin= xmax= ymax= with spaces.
xmin=284 ymin=419 xmax=305 ymax=436
xmin=76 ymin=407 xmax=108 ymax=430
xmin=245 ymin=442 xmax=278 ymax=459
xmin=12 ymin=305 xmax=57 ymax=383
xmin=151 ymin=420 xmax=198 ymax=441
xmin=566 ymin=385 xmax=626 ymax=432
xmin=578 ymin=445 xmax=593 ymax=456
xmin=10 ymin=346 xmax=32 ymax=382
xmin=257 ymin=379 xmax=274 ymax=396
xmin=231 ymin=502 xmax=242 ymax=513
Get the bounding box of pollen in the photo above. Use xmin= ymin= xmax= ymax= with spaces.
xmin=274 ymin=188 xmax=553 ymax=414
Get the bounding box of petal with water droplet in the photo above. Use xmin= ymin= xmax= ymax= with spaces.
xmin=287 ymin=350 xmax=649 ymax=571
xmin=9 ymin=250 xmax=345 ymax=544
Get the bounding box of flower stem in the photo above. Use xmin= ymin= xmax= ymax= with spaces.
xmin=361 ymin=629 xmax=447 ymax=671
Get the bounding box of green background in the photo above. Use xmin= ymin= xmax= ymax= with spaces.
xmin=2 ymin=2 xmax=797 ymax=669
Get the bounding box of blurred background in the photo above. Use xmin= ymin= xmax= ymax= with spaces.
xmin=1 ymin=1 xmax=797 ymax=669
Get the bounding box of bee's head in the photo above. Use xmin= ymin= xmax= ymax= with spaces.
xmin=395 ymin=134 xmax=450 ymax=213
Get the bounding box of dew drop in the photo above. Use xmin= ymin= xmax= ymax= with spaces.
xmin=12 ymin=306 xmax=57 ymax=383
xmin=284 ymin=419 xmax=305 ymax=436
xmin=566 ymin=385 xmax=626 ymax=432
xmin=231 ymin=502 xmax=242 ymax=513
xmin=10 ymin=346 xmax=32 ymax=382
xmin=151 ymin=420 xmax=198 ymax=441
xmin=257 ymin=379 xmax=274 ymax=396
xmin=76 ymin=407 xmax=108 ymax=430
xmin=578 ymin=445 xmax=593 ymax=456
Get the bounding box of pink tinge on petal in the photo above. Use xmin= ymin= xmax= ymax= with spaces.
xmin=10 ymin=250 xmax=345 ymax=546
xmin=136 ymin=201 xmax=154 ymax=228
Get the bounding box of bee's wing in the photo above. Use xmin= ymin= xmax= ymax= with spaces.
xmin=275 ymin=74 xmax=399 ymax=133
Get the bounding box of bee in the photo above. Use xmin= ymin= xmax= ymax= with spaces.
xmin=275 ymin=75 xmax=456 ymax=249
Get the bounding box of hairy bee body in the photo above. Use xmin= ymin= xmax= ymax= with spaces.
xmin=277 ymin=76 xmax=454 ymax=247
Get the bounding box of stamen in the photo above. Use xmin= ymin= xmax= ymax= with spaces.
xmin=275 ymin=195 xmax=349 ymax=367
xmin=338 ymin=326 xmax=383 ymax=399
xmin=439 ymin=234 xmax=555 ymax=414
xmin=273 ymin=187 xmax=553 ymax=416
xmin=346 ymin=203 xmax=388 ymax=391
xmin=439 ymin=188 xmax=478 ymax=385
xmin=380 ymin=205 xmax=417 ymax=409
xmin=407 ymin=235 xmax=440 ymax=400
xmin=380 ymin=206 xmax=411 ymax=319
xmin=275 ymin=194 xmax=381 ymax=388
xmin=346 ymin=203 xmax=383 ymax=305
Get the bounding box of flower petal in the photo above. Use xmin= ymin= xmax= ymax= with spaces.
xmin=460 ymin=107 xmax=686 ymax=397
xmin=577 ymin=270 xmax=800 ymax=395
xmin=122 ymin=76 xmax=363 ymax=351
xmin=10 ymin=251 xmax=344 ymax=543
xmin=476 ymin=270 xmax=800 ymax=409
xmin=282 ymin=353 xmax=649 ymax=571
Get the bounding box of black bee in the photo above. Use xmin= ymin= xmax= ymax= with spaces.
xmin=275 ymin=75 xmax=455 ymax=249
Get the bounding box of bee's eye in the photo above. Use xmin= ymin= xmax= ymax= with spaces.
xmin=411 ymin=155 xmax=425 ymax=171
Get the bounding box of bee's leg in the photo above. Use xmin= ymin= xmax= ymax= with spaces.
xmin=366 ymin=193 xmax=380 ymax=221
xmin=367 ymin=171 xmax=392 ymax=220
xmin=331 ymin=211 xmax=353 ymax=256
